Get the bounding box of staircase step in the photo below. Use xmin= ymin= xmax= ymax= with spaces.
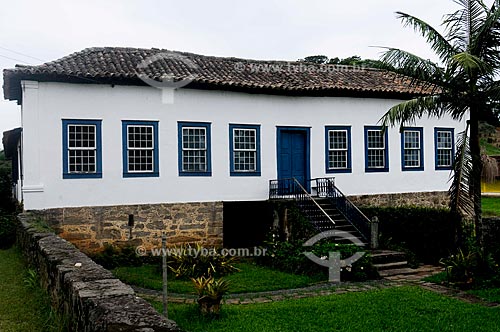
xmin=333 ymin=224 xmax=356 ymax=229
xmin=374 ymin=261 xmax=408 ymax=270
xmin=370 ymin=250 xmax=407 ymax=264
xmin=378 ymin=268 xmax=420 ymax=277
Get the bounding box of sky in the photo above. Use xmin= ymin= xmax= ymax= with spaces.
xmin=0 ymin=0 xmax=464 ymax=137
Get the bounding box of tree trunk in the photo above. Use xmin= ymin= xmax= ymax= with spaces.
xmin=469 ymin=110 xmax=483 ymax=251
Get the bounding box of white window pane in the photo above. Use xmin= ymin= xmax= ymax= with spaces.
xmin=67 ymin=124 xmax=97 ymax=174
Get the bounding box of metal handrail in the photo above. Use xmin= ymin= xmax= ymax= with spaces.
xmin=326 ymin=184 xmax=370 ymax=241
xmin=291 ymin=178 xmax=336 ymax=226
xmin=269 ymin=177 xmax=370 ymax=240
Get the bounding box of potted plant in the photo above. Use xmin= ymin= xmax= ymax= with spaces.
xmin=191 ymin=276 xmax=230 ymax=316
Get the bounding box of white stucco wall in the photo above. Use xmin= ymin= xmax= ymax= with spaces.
xmin=20 ymin=81 xmax=467 ymax=210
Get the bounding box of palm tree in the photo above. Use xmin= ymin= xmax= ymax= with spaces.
xmin=379 ymin=0 xmax=500 ymax=249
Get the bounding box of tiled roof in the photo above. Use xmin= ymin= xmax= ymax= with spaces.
xmin=3 ymin=47 xmax=434 ymax=102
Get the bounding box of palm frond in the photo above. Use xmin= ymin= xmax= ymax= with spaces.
xmin=449 ymin=123 xmax=475 ymax=217
xmin=470 ymin=4 xmax=500 ymax=69
xmin=444 ymin=0 xmax=487 ymax=50
xmin=451 ymin=51 xmax=494 ymax=75
xmin=379 ymin=95 xmax=444 ymax=129
xmin=483 ymin=79 xmax=500 ymax=100
xmin=396 ymin=11 xmax=458 ymax=62
xmin=379 ymin=48 xmax=444 ymax=89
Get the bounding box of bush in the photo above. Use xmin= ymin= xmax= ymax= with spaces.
xmin=91 ymin=245 xmax=143 ymax=269
xmin=0 ymin=151 xmax=17 ymax=248
xmin=260 ymin=202 xmax=379 ymax=281
xmin=361 ymin=207 xmax=457 ymax=263
xmin=440 ymin=247 xmax=500 ymax=289
xmin=259 ymin=233 xmax=378 ymax=282
xmin=167 ymin=243 xmax=239 ymax=279
xmin=0 ymin=211 xmax=16 ymax=249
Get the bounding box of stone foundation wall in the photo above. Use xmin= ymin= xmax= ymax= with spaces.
xmin=17 ymin=213 xmax=180 ymax=331
xmin=483 ymin=217 xmax=500 ymax=252
xmin=348 ymin=191 xmax=449 ymax=209
xmin=35 ymin=201 xmax=223 ymax=253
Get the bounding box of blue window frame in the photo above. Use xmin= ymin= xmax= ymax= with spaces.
xmin=325 ymin=126 xmax=352 ymax=173
xmin=62 ymin=119 xmax=102 ymax=179
xmin=122 ymin=120 xmax=159 ymax=177
xmin=229 ymin=124 xmax=261 ymax=176
xmin=178 ymin=122 xmax=212 ymax=176
xmin=364 ymin=126 xmax=389 ymax=172
xmin=434 ymin=128 xmax=455 ymax=170
xmin=401 ymin=127 xmax=424 ymax=171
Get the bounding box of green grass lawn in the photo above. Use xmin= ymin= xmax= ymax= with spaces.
xmin=468 ymin=288 xmax=500 ymax=303
xmin=149 ymin=286 xmax=500 ymax=332
xmin=423 ymin=271 xmax=500 ymax=304
xmin=0 ymin=247 xmax=62 ymax=332
xmin=482 ymin=196 xmax=500 ymax=216
xmin=113 ymin=261 xmax=324 ymax=294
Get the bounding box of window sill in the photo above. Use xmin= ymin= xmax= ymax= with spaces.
xmin=326 ymin=169 xmax=352 ymax=174
xmin=63 ymin=173 xmax=102 ymax=179
xmin=230 ymin=171 xmax=261 ymax=177
xmin=123 ymin=172 xmax=159 ymax=178
xmin=402 ymin=167 xmax=425 ymax=172
xmin=179 ymin=172 xmax=212 ymax=177
xmin=365 ymin=168 xmax=389 ymax=173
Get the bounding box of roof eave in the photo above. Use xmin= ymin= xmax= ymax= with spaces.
xmin=3 ymin=71 xmax=426 ymax=102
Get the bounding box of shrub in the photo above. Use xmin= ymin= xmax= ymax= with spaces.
xmin=0 ymin=211 xmax=16 ymax=249
xmin=91 ymin=245 xmax=143 ymax=269
xmin=167 ymin=243 xmax=239 ymax=279
xmin=259 ymin=234 xmax=378 ymax=282
xmin=440 ymin=247 xmax=500 ymax=289
xmin=361 ymin=207 xmax=457 ymax=263
xmin=192 ymin=276 xmax=230 ymax=316
xmin=260 ymin=202 xmax=379 ymax=281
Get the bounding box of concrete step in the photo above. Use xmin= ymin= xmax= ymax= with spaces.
xmin=373 ymin=261 xmax=408 ymax=270
xmin=378 ymin=267 xmax=419 ymax=277
xmin=333 ymin=224 xmax=356 ymax=229
xmin=378 ymin=265 xmax=442 ymax=278
xmin=370 ymin=250 xmax=407 ymax=264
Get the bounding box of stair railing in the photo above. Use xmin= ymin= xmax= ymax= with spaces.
xmin=323 ymin=180 xmax=370 ymax=242
xmin=269 ymin=178 xmax=336 ymax=228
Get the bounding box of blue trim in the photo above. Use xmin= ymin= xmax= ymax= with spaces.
xmin=325 ymin=126 xmax=352 ymax=174
xmin=229 ymin=124 xmax=261 ymax=176
xmin=434 ymin=127 xmax=455 ymax=170
xmin=276 ymin=126 xmax=311 ymax=192
xmin=62 ymin=119 xmax=102 ymax=179
xmin=364 ymin=126 xmax=389 ymax=173
xmin=178 ymin=122 xmax=212 ymax=176
xmin=122 ymin=120 xmax=159 ymax=178
xmin=401 ymin=127 xmax=424 ymax=172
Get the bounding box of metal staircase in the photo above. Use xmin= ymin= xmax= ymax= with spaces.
xmin=269 ymin=177 xmax=371 ymax=246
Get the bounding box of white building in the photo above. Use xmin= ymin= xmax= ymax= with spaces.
xmin=2 ymin=47 xmax=465 ymax=251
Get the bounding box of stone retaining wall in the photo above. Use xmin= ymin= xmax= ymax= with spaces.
xmin=483 ymin=217 xmax=500 ymax=252
xmin=36 ymin=201 xmax=223 ymax=253
xmin=348 ymin=191 xmax=449 ymax=209
xmin=17 ymin=213 xmax=180 ymax=332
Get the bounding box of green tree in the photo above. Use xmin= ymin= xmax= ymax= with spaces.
xmin=302 ymin=55 xmax=330 ymax=64
xmin=301 ymin=55 xmax=385 ymax=68
xmin=379 ymin=0 xmax=500 ymax=249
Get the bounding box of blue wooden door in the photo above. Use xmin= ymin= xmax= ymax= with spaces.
xmin=278 ymin=130 xmax=308 ymax=191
